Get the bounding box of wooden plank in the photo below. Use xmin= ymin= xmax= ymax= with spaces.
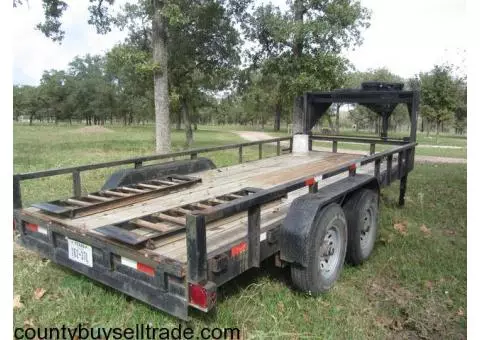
xmin=102 ymin=190 xmax=132 ymax=197
xmin=156 ymin=213 xmax=186 ymax=225
xmin=121 ymin=187 xmax=149 ymax=193
xmin=226 ymin=193 xmax=243 ymax=199
xmin=66 ymin=198 xmax=92 ymax=207
xmin=209 ymin=198 xmax=228 ymax=204
xmin=172 ymin=207 xmax=193 ymax=215
xmin=137 ymin=183 xmax=163 ymax=190
xmin=170 ymin=178 xmax=187 ymax=183
xmin=87 ymin=194 xmax=113 ymax=202
xmin=152 ymin=180 xmax=175 ymax=186
xmin=191 ymin=202 xmax=211 ymax=209
xmin=132 ymin=219 xmax=170 ymax=232
xmin=95 ymin=225 xmax=159 ymax=245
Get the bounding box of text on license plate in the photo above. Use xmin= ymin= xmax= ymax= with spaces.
xmin=67 ymin=239 xmax=93 ymax=267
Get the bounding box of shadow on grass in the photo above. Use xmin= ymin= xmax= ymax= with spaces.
xmin=189 ymin=256 xmax=294 ymax=322
xmin=48 ymin=252 xmax=294 ymax=324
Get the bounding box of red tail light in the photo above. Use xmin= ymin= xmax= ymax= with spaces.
xmin=189 ymin=283 xmax=208 ymax=309
xmin=231 ymin=241 xmax=247 ymax=256
xmin=304 ymin=177 xmax=316 ymax=186
xmin=189 ymin=282 xmax=216 ymax=311
xmin=25 ymin=222 xmax=39 ymax=233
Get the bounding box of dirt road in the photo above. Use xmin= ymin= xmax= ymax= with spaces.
xmin=232 ymin=131 xmax=467 ymax=164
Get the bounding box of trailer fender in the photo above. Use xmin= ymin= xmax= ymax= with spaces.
xmin=102 ymin=157 xmax=216 ymax=190
xmin=279 ymin=174 xmax=379 ymax=267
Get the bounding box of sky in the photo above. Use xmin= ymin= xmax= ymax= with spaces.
xmin=12 ymin=0 xmax=467 ymax=86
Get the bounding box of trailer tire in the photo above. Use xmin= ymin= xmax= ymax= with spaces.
xmin=344 ymin=189 xmax=379 ymax=265
xmin=290 ymin=203 xmax=347 ymax=295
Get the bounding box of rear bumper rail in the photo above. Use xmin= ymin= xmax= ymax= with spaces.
xmin=16 ymin=217 xmax=192 ymax=320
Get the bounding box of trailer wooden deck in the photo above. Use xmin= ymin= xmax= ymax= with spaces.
xmin=21 ymin=150 xmax=371 ymax=263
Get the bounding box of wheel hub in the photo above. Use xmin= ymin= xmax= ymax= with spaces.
xmin=319 ymin=225 xmax=342 ymax=279
xmin=360 ymin=207 xmax=374 ymax=250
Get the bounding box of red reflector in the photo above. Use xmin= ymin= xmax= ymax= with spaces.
xmin=137 ymin=262 xmax=155 ymax=277
xmin=304 ymin=177 xmax=316 ymax=186
xmin=25 ymin=222 xmax=39 ymax=233
xmin=231 ymin=242 xmax=247 ymax=256
xmin=348 ymin=164 xmax=357 ymax=171
xmin=189 ymin=283 xmax=208 ymax=309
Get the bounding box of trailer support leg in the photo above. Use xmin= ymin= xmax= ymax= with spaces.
xmin=399 ymin=175 xmax=408 ymax=207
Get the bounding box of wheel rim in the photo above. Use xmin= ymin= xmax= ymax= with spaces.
xmin=319 ymin=225 xmax=342 ymax=280
xmin=359 ymin=206 xmax=375 ymax=253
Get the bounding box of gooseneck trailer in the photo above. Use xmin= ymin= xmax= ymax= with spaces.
xmin=14 ymin=82 xmax=419 ymax=320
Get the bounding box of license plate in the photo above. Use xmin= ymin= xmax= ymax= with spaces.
xmin=67 ymin=239 xmax=93 ymax=267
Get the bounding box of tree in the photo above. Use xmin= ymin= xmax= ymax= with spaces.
xmin=67 ymin=54 xmax=115 ymax=125
xmin=13 ymin=85 xmax=40 ymax=124
xmin=245 ymin=0 xmax=370 ymax=132
xmin=38 ymin=69 xmax=71 ymax=124
xmin=453 ymin=81 xmax=467 ymax=134
xmin=105 ymin=44 xmax=154 ymax=125
xmin=418 ymin=64 xmax=460 ymax=140
xmin=28 ymin=0 xmax=251 ymax=152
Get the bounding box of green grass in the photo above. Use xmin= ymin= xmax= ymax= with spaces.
xmin=13 ymin=124 xmax=278 ymax=206
xmin=309 ymin=141 xmax=467 ymax=159
xmin=13 ymin=124 xmax=466 ymax=339
xmin=262 ymin=129 xmax=467 ymax=158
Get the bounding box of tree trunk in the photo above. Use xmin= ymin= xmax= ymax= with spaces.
xmin=293 ymin=0 xmax=304 ymax=58
xmin=176 ymin=111 xmax=181 ymax=130
xmin=335 ymin=104 xmax=340 ymax=134
xmin=182 ymin=98 xmax=193 ymax=148
xmin=436 ymin=120 xmax=440 ymax=143
xmin=274 ymin=101 xmax=281 ymax=131
xmin=327 ymin=114 xmax=334 ymax=133
xmin=292 ymin=96 xmax=304 ymax=134
xmin=152 ymin=3 xmax=171 ymax=153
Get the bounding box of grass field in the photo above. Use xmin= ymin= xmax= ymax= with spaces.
xmin=13 ymin=124 xmax=278 ymax=206
xmin=13 ymin=124 xmax=467 ymax=339
xmin=206 ymin=124 xmax=467 ymax=159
